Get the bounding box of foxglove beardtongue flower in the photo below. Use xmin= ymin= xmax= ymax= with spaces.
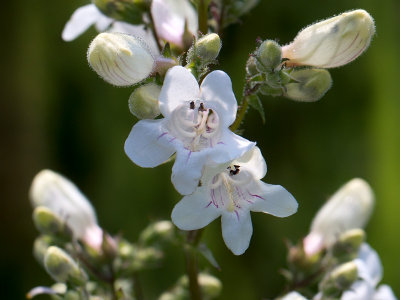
xmin=171 ymin=147 xmax=298 ymax=255
xmin=341 ymin=244 xmax=398 ymax=300
xmin=30 ymin=170 xmax=103 ymax=250
xmin=303 ymin=178 xmax=374 ymax=256
xmin=87 ymin=32 xmax=155 ymax=86
xmin=151 ymin=0 xmax=198 ymax=48
xmin=282 ymin=9 xmax=375 ymax=68
xmin=125 ymin=66 xmax=255 ymax=195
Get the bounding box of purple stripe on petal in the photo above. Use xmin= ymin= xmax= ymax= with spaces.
xmin=248 ymin=191 xmax=265 ymax=200
xmin=235 ymin=210 xmax=240 ymax=221
xmin=158 ymin=132 xmax=168 ymax=140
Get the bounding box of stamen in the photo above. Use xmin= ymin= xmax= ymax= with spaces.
xmin=189 ymin=101 xmax=195 ymax=109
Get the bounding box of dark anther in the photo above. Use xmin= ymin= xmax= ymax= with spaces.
xmin=229 ymin=165 xmax=240 ymax=176
xmin=190 ymin=101 xmax=195 ymax=109
xmin=199 ymin=103 xmax=206 ymax=111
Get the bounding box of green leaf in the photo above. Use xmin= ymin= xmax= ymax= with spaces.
xmin=247 ymin=94 xmax=265 ymax=123
xmin=197 ymin=243 xmax=221 ymax=270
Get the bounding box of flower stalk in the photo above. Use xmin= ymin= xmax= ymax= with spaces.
xmin=198 ymin=0 xmax=208 ymax=35
xmin=184 ymin=230 xmax=204 ymax=300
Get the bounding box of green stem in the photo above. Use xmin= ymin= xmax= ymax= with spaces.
xmin=184 ymin=229 xmax=204 ymax=300
xmin=198 ymin=0 xmax=208 ymax=35
xmin=230 ymin=96 xmax=249 ymax=132
xmin=133 ymin=272 xmax=144 ymax=300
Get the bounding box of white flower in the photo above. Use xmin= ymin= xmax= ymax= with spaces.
xmin=282 ymin=9 xmax=375 ymax=68
xmin=151 ymin=0 xmax=198 ymax=48
xmin=171 ymin=147 xmax=298 ymax=255
xmin=125 ymin=66 xmax=255 ymax=195
xmin=341 ymin=243 xmax=397 ymax=300
xmin=87 ymin=32 xmax=155 ymax=86
xmin=303 ymin=178 xmax=374 ymax=256
xmin=30 ymin=170 xmax=103 ymax=250
xmin=62 ymin=3 xmax=159 ymax=52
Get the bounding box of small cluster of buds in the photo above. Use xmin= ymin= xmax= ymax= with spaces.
xmin=246 ymin=9 xmax=375 ymax=103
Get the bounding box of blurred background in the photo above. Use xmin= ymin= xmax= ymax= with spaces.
xmin=1 ymin=0 xmax=399 ymax=299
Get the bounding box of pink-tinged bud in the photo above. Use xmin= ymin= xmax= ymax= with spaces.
xmin=282 ymin=10 xmax=375 ymax=68
xmin=304 ymin=178 xmax=374 ymax=256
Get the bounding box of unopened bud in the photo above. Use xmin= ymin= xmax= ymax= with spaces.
xmin=178 ymin=273 xmax=222 ymax=298
xmin=33 ymin=207 xmax=72 ymax=239
xmin=195 ymin=33 xmax=222 ymax=61
xmin=33 ymin=235 xmax=53 ymax=266
xmin=332 ymin=229 xmax=365 ymax=260
xmin=139 ymin=220 xmax=174 ymax=246
xmin=304 ymin=178 xmax=374 ymax=256
xmin=282 ymin=9 xmax=375 ymax=68
xmin=44 ymin=246 xmax=87 ymax=286
xmin=88 ymin=32 xmax=154 ymax=86
xmin=284 ymin=69 xmax=332 ymax=102
xmin=256 ymin=40 xmax=282 ymax=71
xmin=246 ymin=56 xmax=259 ymax=76
xmin=64 ymin=290 xmax=81 ymax=300
xmin=132 ymin=247 xmax=163 ymax=270
xmin=93 ymin=0 xmax=146 ymax=24
xmin=320 ymin=262 xmax=358 ymax=296
xmin=30 ymin=170 xmax=98 ymax=242
xmin=129 ymin=83 xmax=161 ymax=119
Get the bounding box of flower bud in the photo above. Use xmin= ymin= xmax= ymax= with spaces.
xmin=30 ymin=170 xmax=99 ymax=242
xmin=332 ymin=229 xmax=365 ymax=261
xmin=282 ymin=9 xmax=375 ymax=68
xmin=256 ymin=40 xmax=282 ymax=71
xmin=33 ymin=207 xmax=72 ymax=239
xmin=64 ymin=290 xmax=81 ymax=300
xmin=44 ymin=246 xmax=87 ymax=285
xmin=129 ymin=83 xmax=161 ymax=119
xmin=139 ymin=220 xmax=175 ymax=246
xmin=33 ymin=235 xmax=53 ymax=266
xmin=303 ymin=178 xmax=374 ymax=256
xmin=246 ymin=56 xmax=259 ymax=76
xmin=132 ymin=247 xmax=163 ymax=270
xmin=195 ymin=33 xmax=222 ymax=62
xmin=93 ymin=0 xmax=146 ymax=24
xmin=284 ymin=68 xmax=332 ymax=102
xmin=320 ymin=262 xmax=358 ymax=296
xmin=179 ymin=273 xmax=222 ymax=298
xmin=87 ymin=32 xmax=154 ymax=86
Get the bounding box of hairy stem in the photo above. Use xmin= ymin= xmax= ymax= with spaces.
xmin=198 ymin=0 xmax=208 ymax=35
xmin=184 ymin=229 xmax=204 ymax=300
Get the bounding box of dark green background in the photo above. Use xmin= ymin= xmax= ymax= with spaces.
xmin=1 ymin=0 xmax=399 ymax=299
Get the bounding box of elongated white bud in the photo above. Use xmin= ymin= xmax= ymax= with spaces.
xmin=30 ymin=170 xmax=99 ymax=241
xmin=282 ymin=9 xmax=375 ymax=68
xmin=87 ymin=32 xmax=154 ymax=86
xmin=304 ymin=178 xmax=374 ymax=256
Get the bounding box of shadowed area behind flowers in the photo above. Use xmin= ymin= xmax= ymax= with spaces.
xmin=0 ymin=0 xmax=399 ymax=299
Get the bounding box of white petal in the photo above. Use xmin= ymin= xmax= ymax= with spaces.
xmin=94 ymin=14 xmax=113 ymax=32
xmin=236 ymin=146 xmax=267 ymax=180
xmin=62 ymin=4 xmax=102 ymax=41
xmin=281 ymin=291 xmax=309 ymax=300
xmin=221 ymin=210 xmax=253 ymax=255
xmin=171 ymin=188 xmax=221 ymax=230
xmin=29 ymin=170 xmax=97 ymax=239
xmin=159 ymin=66 xmax=200 ymax=117
xmin=200 ymin=70 xmax=237 ymax=127
xmin=124 ymin=119 xmax=175 ymax=168
xmin=373 ymin=285 xmax=398 ymax=300
xmin=151 ymin=0 xmax=197 ymax=47
xmin=355 ymin=243 xmax=383 ymax=286
xmin=341 ymin=280 xmax=374 ymax=300
xmin=171 ymin=147 xmax=210 ymax=195
xmin=211 ymin=129 xmax=255 ymax=165
xmin=249 ymin=182 xmax=298 ymax=217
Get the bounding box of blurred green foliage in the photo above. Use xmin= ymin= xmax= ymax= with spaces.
xmin=1 ymin=0 xmax=399 ymax=299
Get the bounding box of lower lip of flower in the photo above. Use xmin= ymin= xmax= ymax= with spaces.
xmin=168 ymin=101 xmax=221 ymax=151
